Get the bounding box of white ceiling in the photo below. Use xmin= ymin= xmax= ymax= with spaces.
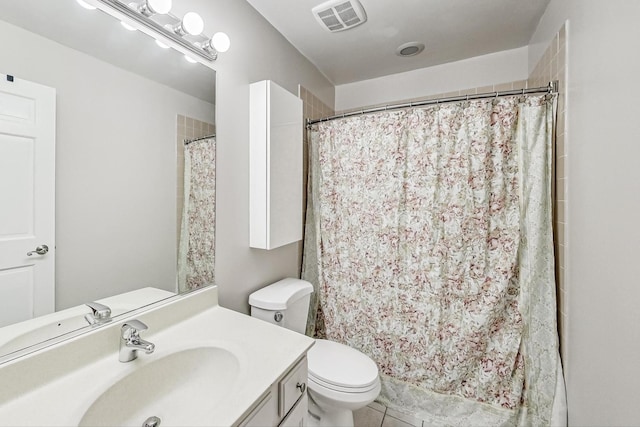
xmin=246 ymin=0 xmax=550 ymax=85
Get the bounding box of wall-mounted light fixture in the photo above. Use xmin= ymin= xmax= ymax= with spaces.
xmin=202 ymin=32 xmax=231 ymax=54
xmin=136 ymin=0 xmax=172 ymax=16
xmin=173 ymin=11 xmax=204 ymax=36
xmin=78 ymin=0 xmax=230 ymax=62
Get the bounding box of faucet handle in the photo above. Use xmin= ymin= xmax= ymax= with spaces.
xmin=86 ymin=302 xmax=112 ymax=319
xmin=84 ymin=302 xmax=112 ymax=326
xmin=122 ymin=319 xmax=149 ymax=334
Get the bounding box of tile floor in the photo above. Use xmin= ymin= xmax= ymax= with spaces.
xmin=353 ymin=401 xmax=424 ymax=427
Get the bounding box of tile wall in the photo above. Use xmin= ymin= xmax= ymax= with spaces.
xmin=528 ymin=23 xmax=568 ymax=361
xmin=176 ymin=115 xmax=216 ymax=246
xmin=298 ymin=86 xmax=335 ymax=272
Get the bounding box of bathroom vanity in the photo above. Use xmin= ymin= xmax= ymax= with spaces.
xmin=0 ymin=286 xmax=314 ymax=426
xmin=239 ymin=356 xmax=309 ymax=426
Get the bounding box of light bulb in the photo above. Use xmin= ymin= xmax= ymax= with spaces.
xmin=184 ymin=55 xmax=198 ymax=64
xmin=147 ymin=0 xmax=171 ymax=15
xmin=181 ymin=12 xmax=204 ymax=36
xmin=211 ymin=32 xmax=230 ymax=53
xmin=155 ymin=40 xmax=170 ymax=49
xmin=120 ymin=21 xmax=137 ymax=31
xmin=76 ymin=0 xmax=96 ymax=10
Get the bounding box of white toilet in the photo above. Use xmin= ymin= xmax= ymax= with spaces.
xmin=249 ymin=278 xmax=381 ymax=427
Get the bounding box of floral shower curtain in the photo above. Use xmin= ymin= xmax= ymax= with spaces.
xmin=178 ymin=138 xmax=216 ymax=293
xmin=302 ymin=95 xmax=564 ymax=425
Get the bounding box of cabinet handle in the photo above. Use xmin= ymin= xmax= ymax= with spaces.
xmin=296 ymin=382 xmax=306 ymax=393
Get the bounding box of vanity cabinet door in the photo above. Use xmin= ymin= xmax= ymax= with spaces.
xmin=238 ymin=356 xmax=309 ymax=427
xmin=279 ymin=357 xmax=308 ymax=417
xmin=239 ymin=387 xmax=279 ymax=427
xmin=278 ymin=392 xmax=308 ymax=427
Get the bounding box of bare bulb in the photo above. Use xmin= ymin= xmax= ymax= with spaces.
xmin=211 ymin=32 xmax=230 ymax=53
xmin=181 ymin=12 xmax=204 ymax=36
xmin=147 ymin=0 xmax=172 ymax=15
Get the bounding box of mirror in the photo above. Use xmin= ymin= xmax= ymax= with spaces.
xmin=0 ymin=0 xmax=216 ymax=360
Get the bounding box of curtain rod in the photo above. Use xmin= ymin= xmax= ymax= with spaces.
xmin=307 ymin=81 xmax=559 ymax=128
xmin=184 ymin=134 xmax=216 ymax=146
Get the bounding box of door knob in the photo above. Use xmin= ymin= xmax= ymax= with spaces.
xmin=27 ymin=245 xmax=49 ymax=256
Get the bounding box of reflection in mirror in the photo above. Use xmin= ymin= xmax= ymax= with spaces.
xmin=177 ymin=132 xmax=216 ymax=292
xmin=0 ymin=0 xmax=216 ymax=360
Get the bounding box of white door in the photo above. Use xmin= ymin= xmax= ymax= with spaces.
xmin=0 ymin=74 xmax=56 ymax=328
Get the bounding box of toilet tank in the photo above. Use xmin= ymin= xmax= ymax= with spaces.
xmin=249 ymin=278 xmax=313 ymax=334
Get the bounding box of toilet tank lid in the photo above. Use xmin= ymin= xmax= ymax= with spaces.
xmin=249 ymin=278 xmax=314 ymax=310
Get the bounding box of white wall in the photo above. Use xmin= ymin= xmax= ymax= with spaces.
xmin=175 ymin=0 xmax=334 ymax=313
xmin=0 ymin=20 xmax=214 ymax=309
xmin=335 ymin=46 xmax=529 ymax=111
xmin=531 ymin=1 xmax=640 ymax=425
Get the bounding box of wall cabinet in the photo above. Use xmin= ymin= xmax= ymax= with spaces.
xmin=249 ymin=80 xmax=303 ymax=250
xmin=238 ymin=356 xmax=308 ymax=427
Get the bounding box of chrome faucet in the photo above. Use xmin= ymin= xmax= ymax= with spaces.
xmin=119 ymin=319 xmax=155 ymax=362
xmin=84 ymin=302 xmax=112 ymax=326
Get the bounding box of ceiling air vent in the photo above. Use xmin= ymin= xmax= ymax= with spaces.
xmin=312 ymin=0 xmax=368 ymax=33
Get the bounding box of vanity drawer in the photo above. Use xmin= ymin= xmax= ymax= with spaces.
xmin=279 ymin=356 xmax=308 ymax=417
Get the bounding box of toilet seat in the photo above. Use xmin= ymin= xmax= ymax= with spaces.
xmin=307 ymin=339 xmax=379 ymax=393
xmin=309 ymin=372 xmax=379 ymax=394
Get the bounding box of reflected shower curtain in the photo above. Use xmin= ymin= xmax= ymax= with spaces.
xmin=177 ymin=138 xmax=216 ymax=293
xmin=302 ymin=96 xmax=564 ymax=425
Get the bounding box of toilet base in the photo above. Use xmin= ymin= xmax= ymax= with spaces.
xmin=308 ymin=392 xmax=355 ymax=427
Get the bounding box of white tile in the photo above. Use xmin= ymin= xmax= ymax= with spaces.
xmin=385 ymin=408 xmax=423 ymax=427
xmin=354 ymin=405 xmax=385 ymax=427
xmin=382 ymin=415 xmax=421 ymax=427
xmin=368 ymin=401 xmax=387 ymax=413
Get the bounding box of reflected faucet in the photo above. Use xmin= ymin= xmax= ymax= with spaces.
xmin=84 ymin=302 xmax=112 ymax=326
xmin=119 ymin=319 xmax=155 ymax=362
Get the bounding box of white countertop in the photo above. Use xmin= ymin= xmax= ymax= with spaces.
xmin=0 ymin=286 xmax=315 ymax=426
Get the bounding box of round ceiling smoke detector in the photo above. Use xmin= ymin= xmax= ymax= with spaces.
xmin=396 ymin=42 xmax=425 ymax=57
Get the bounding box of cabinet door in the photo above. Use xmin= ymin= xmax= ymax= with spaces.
xmin=239 ymin=389 xmax=279 ymax=427
xmin=279 ymin=393 xmax=308 ymax=427
xmin=279 ymin=357 xmax=308 ymax=416
xmin=249 ymin=80 xmax=303 ymax=250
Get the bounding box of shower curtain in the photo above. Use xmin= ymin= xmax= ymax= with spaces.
xmin=177 ymin=137 xmax=216 ymax=293
xmin=302 ymin=95 xmax=565 ymax=425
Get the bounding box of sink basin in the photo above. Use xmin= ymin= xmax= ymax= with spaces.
xmin=78 ymin=347 xmax=240 ymax=427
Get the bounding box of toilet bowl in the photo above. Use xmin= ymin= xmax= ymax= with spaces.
xmin=249 ymin=278 xmax=381 ymax=427
xmin=306 ymin=339 xmax=381 ymax=427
